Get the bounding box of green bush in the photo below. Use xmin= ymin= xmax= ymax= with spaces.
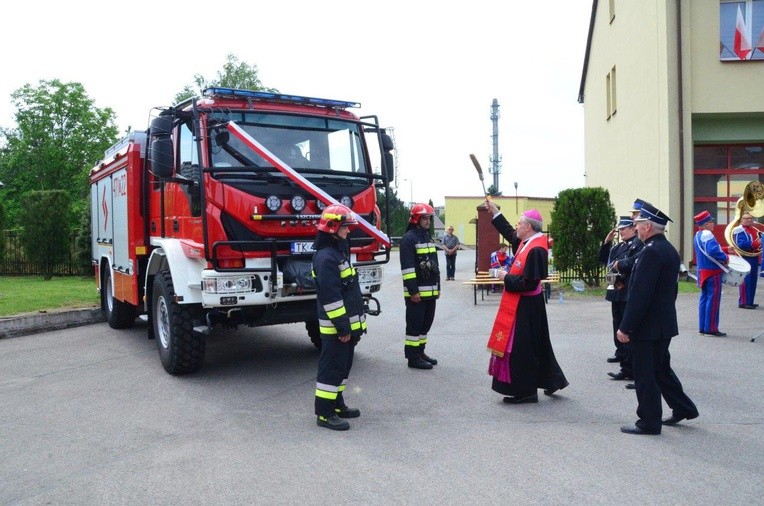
xmin=19 ymin=190 xmax=72 ymax=280
xmin=74 ymin=205 xmax=93 ymax=274
xmin=548 ymin=187 xmax=615 ymax=286
xmin=0 ymin=202 xmax=6 ymax=261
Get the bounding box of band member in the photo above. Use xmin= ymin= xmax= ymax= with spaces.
xmin=312 ymin=205 xmax=366 ymax=431
xmin=400 ymin=203 xmax=441 ymax=369
xmin=617 ymin=203 xmax=698 ymax=435
xmin=483 ymin=201 xmax=568 ymax=404
xmin=732 ymin=212 xmax=762 ymax=309
xmin=598 ymin=216 xmax=643 ymax=380
xmin=693 ymin=211 xmax=729 ymax=337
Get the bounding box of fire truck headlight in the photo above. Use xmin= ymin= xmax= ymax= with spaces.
xmin=265 ymin=195 xmax=282 ymax=212
xmin=290 ymin=195 xmax=306 ymax=212
xmin=340 ymin=196 xmax=354 ymax=209
xmin=356 ymin=266 xmax=382 ymax=285
xmin=202 ymin=276 xmax=256 ymax=294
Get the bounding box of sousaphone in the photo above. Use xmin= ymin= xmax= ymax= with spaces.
xmin=724 ymin=180 xmax=764 ymax=257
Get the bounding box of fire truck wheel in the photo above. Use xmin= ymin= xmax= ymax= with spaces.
xmin=152 ymin=270 xmax=205 ymax=375
xmin=305 ymin=319 xmax=322 ymax=350
xmin=102 ymin=267 xmax=136 ymax=329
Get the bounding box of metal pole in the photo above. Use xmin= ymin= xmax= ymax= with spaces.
xmin=514 ymin=182 xmax=518 ymax=214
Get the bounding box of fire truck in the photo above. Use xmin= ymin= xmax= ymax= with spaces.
xmin=90 ymin=88 xmax=394 ymax=375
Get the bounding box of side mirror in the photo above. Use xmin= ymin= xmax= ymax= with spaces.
xmin=381 ymin=132 xmax=395 ymax=183
xmin=149 ymin=114 xmax=175 ymax=179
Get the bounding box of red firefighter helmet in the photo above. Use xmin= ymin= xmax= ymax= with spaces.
xmin=409 ymin=203 xmax=435 ymax=224
xmin=317 ymin=204 xmax=358 ymax=233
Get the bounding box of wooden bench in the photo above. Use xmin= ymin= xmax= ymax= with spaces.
xmin=540 ymin=272 xmax=561 ymax=303
xmin=463 ymin=271 xmax=561 ymax=305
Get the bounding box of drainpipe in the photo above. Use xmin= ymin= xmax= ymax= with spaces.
xmin=676 ymin=0 xmax=686 ymax=260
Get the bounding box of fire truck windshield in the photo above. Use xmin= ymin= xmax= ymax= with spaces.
xmin=208 ymin=112 xmax=368 ymax=174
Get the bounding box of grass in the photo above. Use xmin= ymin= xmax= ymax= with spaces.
xmin=0 ymin=276 xmax=99 ymax=317
xmin=561 ymin=279 xmax=701 ymax=298
xmin=0 ymin=273 xmax=702 ymax=317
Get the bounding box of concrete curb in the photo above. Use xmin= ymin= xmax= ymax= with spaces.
xmin=0 ymin=308 xmax=105 ymax=339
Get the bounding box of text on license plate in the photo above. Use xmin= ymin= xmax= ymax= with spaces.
xmin=291 ymin=241 xmax=315 ymax=254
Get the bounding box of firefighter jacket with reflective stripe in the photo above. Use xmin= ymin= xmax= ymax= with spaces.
xmin=400 ymin=225 xmax=441 ymax=299
xmin=312 ymin=232 xmax=367 ymax=338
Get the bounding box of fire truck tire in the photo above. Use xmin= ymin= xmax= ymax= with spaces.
xmin=305 ymin=319 xmax=322 ymax=350
xmin=152 ymin=270 xmax=205 ymax=375
xmin=102 ymin=267 xmax=136 ymax=329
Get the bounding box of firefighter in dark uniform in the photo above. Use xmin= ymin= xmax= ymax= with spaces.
xmin=598 ymin=216 xmax=643 ymax=381
xmin=400 ymin=203 xmax=441 ymax=369
xmin=312 ymin=204 xmax=366 ymax=431
xmin=617 ymin=202 xmax=698 ymax=435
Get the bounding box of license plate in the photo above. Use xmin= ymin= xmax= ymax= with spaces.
xmin=291 ymin=241 xmax=315 ymax=254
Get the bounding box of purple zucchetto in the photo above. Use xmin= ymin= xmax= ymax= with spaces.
xmin=522 ymin=209 xmax=543 ymax=222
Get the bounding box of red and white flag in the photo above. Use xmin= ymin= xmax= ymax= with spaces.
xmin=734 ymin=5 xmax=751 ymax=60
xmin=756 ymin=22 xmax=764 ymax=53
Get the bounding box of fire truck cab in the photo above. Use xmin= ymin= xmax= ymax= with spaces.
xmin=90 ymin=88 xmax=394 ymax=375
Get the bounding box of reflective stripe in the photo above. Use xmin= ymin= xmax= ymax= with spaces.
xmin=405 ymin=339 xmax=423 ymax=347
xmin=402 ymin=272 xmax=417 ymax=280
xmin=340 ymin=267 xmax=354 ymax=279
xmin=323 ymin=300 xmax=344 ymax=312
xmin=316 ymin=382 xmax=340 ymax=400
xmin=317 ymin=382 xmax=340 ymax=392
xmin=326 ymin=306 xmax=347 ymax=319
xmin=319 ymin=325 xmax=338 ymax=335
xmin=403 ymin=288 xmax=440 ymax=297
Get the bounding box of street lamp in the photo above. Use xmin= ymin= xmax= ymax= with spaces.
xmin=514 ymin=181 xmax=518 ymax=213
xmin=403 ymin=178 xmax=413 ymax=206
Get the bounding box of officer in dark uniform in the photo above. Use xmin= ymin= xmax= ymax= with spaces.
xmin=617 ymin=202 xmax=699 ymax=435
xmin=598 ymin=216 xmax=643 ymax=380
xmin=400 ymin=203 xmax=441 ymax=369
xmin=312 ymin=204 xmax=366 ymax=431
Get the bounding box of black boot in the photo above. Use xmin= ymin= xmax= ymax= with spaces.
xmin=420 ymin=345 xmax=438 ymax=365
xmin=335 ymin=403 xmax=361 ymax=418
xmin=317 ymin=414 xmax=350 ymax=431
xmin=408 ymin=353 xmax=433 ymax=370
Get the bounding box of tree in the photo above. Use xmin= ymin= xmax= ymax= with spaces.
xmin=0 ymin=80 xmax=118 ymax=228
xmin=174 ymin=54 xmax=278 ymax=104
xmin=19 ymin=190 xmax=72 ymax=280
xmin=376 ymin=188 xmax=410 ymax=239
xmin=486 ymin=184 xmax=503 ymax=197
xmin=547 ymin=187 xmax=615 ymax=286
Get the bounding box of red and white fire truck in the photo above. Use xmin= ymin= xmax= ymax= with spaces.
xmin=90 ymin=88 xmax=394 ymax=375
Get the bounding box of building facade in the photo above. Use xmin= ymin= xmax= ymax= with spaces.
xmin=579 ymin=0 xmax=764 ymax=263
xmin=443 ymin=195 xmax=555 ymax=246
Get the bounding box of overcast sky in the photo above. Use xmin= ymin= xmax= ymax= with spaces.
xmin=0 ymin=0 xmax=592 ymax=206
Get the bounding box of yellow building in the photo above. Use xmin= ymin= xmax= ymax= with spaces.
xmin=579 ymin=0 xmax=764 ymax=264
xmin=443 ymin=196 xmax=555 ymax=246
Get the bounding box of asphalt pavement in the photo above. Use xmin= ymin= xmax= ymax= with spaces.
xmin=0 ymin=249 xmax=761 ymax=504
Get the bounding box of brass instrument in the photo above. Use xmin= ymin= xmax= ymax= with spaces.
xmin=724 ymin=180 xmax=764 ymax=258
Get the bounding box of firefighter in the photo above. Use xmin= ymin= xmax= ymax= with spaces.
xmin=312 ymin=204 xmax=367 ymax=431
xmin=400 ymin=203 xmax=441 ymax=369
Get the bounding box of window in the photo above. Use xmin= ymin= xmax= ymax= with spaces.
xmin=693 ymin=144 xmax=764 ymax=224
xmin=606 ymin=66 xmax=617 ymax=120
xmin=720 ymin=0 xmax=764 ymax=61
